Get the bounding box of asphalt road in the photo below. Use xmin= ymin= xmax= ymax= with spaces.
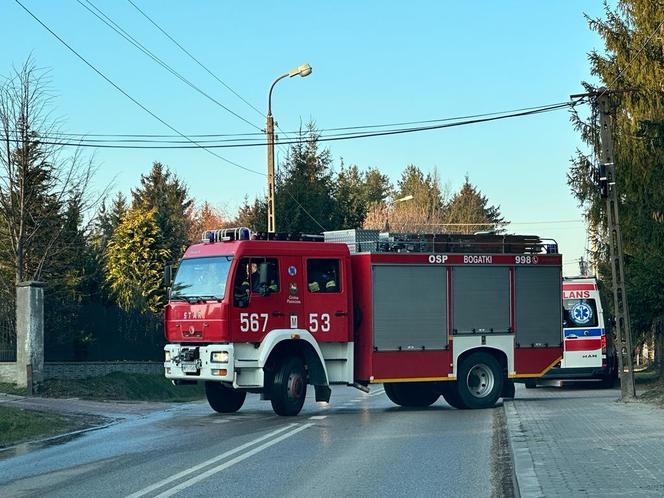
xmin=0 ymin=386 xmax=499 ymax=498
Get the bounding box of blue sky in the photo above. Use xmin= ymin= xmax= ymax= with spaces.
xmin=2 ymin=1 xmax=607 ymax=275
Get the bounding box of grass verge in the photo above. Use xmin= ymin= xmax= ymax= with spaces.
xmin=31 ymin=372 xmax=206 ymax=402
xmin=0 ymin=405 xmax=89 ymax=448
xmin=640 ymin=380 xmax=664 ymax=407
xmin=634 ymin=369 xmax=660 ymax=385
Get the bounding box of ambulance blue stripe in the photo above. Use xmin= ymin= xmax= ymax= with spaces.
xmin=563 ymin=327 xmax=604 ymax=338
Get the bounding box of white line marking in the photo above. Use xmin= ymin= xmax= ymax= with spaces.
xmin=125 ymin=424 xmax=297 ymax=498
xmin=368 ymin=388 xmax=385 ymax=397
xmin=309 ymin=415 xmax=327 ymax=420
xmin=154 ymin=424 xmax=314 ymax=498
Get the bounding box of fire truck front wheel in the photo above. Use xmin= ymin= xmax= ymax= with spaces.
xmin=270 ymin=357 xmax=308 ymax=416
xmin=205 ymin=382 xmax=246 ymax=413
xmin=457 ymin=352 xmax=504 ymax=409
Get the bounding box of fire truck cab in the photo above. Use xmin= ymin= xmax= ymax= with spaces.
xmin=164 ymin=228 xmax=563 ymax=416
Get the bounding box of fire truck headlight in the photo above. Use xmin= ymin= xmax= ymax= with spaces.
xmin=211 ymin=351 xmax=229 ymax=363
xmin=165 ymin=351 xmax=172 ymax=362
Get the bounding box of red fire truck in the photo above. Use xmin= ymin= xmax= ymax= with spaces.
xmin=163 ymin=228 xmax=563 ymax=416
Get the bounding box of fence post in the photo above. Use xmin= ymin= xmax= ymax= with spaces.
xmin=16 ymin=281 xmax=45 ymax=392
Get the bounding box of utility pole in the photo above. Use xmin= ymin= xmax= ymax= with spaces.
xmin=266 ymin=111 xmax=276 ymax=234
xmin=595 ymin=90 xmax=637 ymax=399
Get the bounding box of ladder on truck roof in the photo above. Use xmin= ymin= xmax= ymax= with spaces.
xmin=201 ymin=226 xmax=558 ymax=255
xmin=322 ymin=229 xmax=558 ymax=255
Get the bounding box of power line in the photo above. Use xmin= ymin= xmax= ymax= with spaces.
xmin=13 ymin=2 xmax=333 ymax=235
xmin=14 ymin=0 xmax=263 ymax=176
xmin=18 ymin=101 xmax=573 ymax=139
xmin=77 ymin=0 xmax=261 ymax=132
xmin=6 ymin=101 xmax=577 ymax=149
xmin=126 ymin=0 xmax=265 ymax=119
xmin=125 ymin=0 xmax=296 ymax=160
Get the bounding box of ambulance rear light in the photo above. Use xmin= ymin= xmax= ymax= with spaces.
xmin=601 ymin=335 xmax=607 ymax=354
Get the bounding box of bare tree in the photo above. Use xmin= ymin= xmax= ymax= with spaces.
xmin=0 ymin=58 xmax=96 ymax=293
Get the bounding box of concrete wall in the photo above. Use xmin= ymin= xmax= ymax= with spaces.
xmin=0 ymin=363 xmax=17 ymax=384
xmin=0 ymin=362 xmax=163 ymax=384
xmin=44 ymin=361 xmax=163 ymax=380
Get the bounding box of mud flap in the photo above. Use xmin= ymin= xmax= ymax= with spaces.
xmin=315 ymin=385 xmax=331 ymax=403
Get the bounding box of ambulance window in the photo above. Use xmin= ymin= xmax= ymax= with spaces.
xmin=233 ymin=257 xmax=280 ymax=306
xmin=306 ymin=259 xmax=341 ymax=293
xmin=563 ymin=299 xmax=598 ymax=328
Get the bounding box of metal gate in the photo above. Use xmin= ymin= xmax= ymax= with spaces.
xmin=0 ymin=299 xmax=16 ymax=362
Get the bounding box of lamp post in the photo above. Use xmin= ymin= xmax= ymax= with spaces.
xmin=266 ymin=63 xmax=312 ymax=234
xmin=383 ymin=195 xmax=414 ymax=232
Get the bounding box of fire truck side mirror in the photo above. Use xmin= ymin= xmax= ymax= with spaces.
xmin=164 ymin=265 xmax=173 ymax=288
xmin=258 ymin=262 xmax=270 ymax=296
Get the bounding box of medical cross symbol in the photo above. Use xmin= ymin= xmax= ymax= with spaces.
xmin=571 ymin=302 xmax=593 ymax=325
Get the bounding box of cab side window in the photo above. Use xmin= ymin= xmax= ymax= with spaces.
xmin=307 ymin=259 xmax=341 ymax=293
xmin=233 ymin=257 xmax=280 ymax=307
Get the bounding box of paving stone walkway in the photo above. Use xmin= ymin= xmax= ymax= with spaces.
xmin=505 ymin=384 xmax=664 ymax=497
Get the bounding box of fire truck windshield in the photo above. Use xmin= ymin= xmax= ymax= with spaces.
xmin=171 ymin=256 xmax=233 ymax=301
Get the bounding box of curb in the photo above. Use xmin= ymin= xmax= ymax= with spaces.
xmin=504 ymin=400 xmax=544 ymax=498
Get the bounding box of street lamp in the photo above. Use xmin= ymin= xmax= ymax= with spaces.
xmin=266 ymin=63 xmax=312 ymax=234
xmin=383 ymin=195 xmax=414 ymax=232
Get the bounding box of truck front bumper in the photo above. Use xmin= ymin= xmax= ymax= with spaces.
xmin=164 ymin=344 xmax=235 ymax=382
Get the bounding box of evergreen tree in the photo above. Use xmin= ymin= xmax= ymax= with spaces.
xmin=105 ymin=207 xmax=170 ymax=313
xmin=0 ymin=59 xmax=94 ymax=291
xmin=445 ymin=176 xmax=504 ymax=234
xmin=335 ymin=163 xmax=367 ymax=229
xmin=132 ymin=162 xmax=192 ymax=262
xmin=364 ymin=167 xmax=392 ymax=206
xmin=234 ymin=196 xmax=267 ymax=232
xmin=274 ymin=123 xmax=337 ymax=233
xmin=95 ymin=192 xmax=128 ymax=247
xmin=569 ymin=0 xmax=664 ymax=368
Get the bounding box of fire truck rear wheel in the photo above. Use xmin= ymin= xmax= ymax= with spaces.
xmin=457 ymin=352 xmax=504 ymax=409
xmin=270 ymin=357 xmax=308 ymax=416
xmin=384 ymin=383 xmax=439 ymax=407
xmin=205 ymin=382 xmax=246 ymax=413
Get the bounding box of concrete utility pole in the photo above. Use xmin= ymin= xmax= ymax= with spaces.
xmin=595 ymin=90 xmax=637 ymax=399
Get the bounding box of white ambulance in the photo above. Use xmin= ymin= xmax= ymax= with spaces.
xmin=528 ymin=277 xmax=618 ymax=387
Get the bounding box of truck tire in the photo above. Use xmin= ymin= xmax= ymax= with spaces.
xmin=384 ymin=383 xmax=439 ymax=407
xmin=457 ymin=352 xmax=504 ymax=409
xmin=205 ymin=382 xmax=246 ymax=413
xmin=501 ymin=379 xmax=516 ymax=399
xmin=384 ymin=383 xmax=406 ymax=406
xmin=270 ymin=357 xmax=307 ymax=416
xmin=440 ymin=382 xmax=467 ymax=409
